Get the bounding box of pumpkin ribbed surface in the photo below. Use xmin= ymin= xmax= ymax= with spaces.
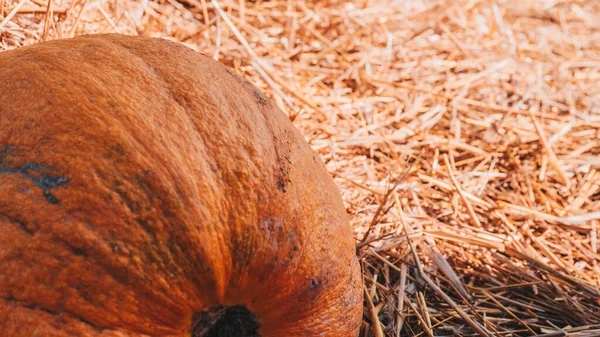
xmin=0 ymin=34 xmax=362 ymax=337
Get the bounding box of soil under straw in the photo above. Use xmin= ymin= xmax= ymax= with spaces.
xmin=2 ymin=0 xmax=600 ymax=336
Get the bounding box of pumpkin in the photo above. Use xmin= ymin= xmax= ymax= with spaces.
xmin=0 ymin=34 xmax=362 ymax=336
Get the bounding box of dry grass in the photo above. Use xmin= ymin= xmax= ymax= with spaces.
xmin=2 ymin=0 xmax=600 ymax=336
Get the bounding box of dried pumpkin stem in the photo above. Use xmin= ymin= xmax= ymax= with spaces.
xmin=191 ymin=305 xmax=261 ymax=337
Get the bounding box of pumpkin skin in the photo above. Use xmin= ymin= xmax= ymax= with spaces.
xmin=0 ymin=34 xmax=362 ymax=337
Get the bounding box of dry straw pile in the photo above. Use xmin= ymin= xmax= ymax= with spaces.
xmin=2 ymin=0 xmax=600 ymax=335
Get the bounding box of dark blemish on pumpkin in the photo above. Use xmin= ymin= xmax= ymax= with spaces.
xmin=310 ymin=278 xmax=323 ymax=289
xmin=253 ymin=90 xmax=268 ymax=106
xmin=108 ymin=99 xmax=119 ymax=109
xmin=0 ymin=146 xmax=14 ymax=159
xmin=276 ymin=167 xmax=291 ymax=193
xmin=260 ymin=218 xmax=274 ymax=241
xmin=59 ymin=239 xmax=88 ymax=257
xmin=309 ymin=278 xmax=324 ymax=301
xmin=0 ymin=162 xmax=68 ymax=204
xmin=173 ymin=94 xmax=193 ymax=109
xmin=0 ymin=213 xmax=37 ymax=236
xmin=107 ymin=265 xmax=132 ymax=284
xmin=113 ymin=143 xmax=126 ymax=157
xmin=276 ymin=180 xmax=286 ymax=193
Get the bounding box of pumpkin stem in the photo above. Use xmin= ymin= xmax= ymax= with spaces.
xmin=191 ymin=305 xmax=261 ymax=337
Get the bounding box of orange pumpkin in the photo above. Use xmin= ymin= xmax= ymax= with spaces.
xmin=0 ymin=34 xmax=362 ymax=336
